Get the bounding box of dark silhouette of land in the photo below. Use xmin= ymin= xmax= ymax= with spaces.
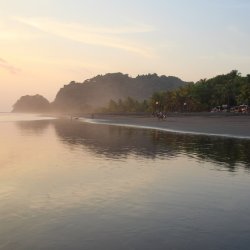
xmin=12 ymin=72 xmax=187 ymax=113
xmin=12 ymin=70 xmax=250 ymax=114
xmin=12 ymin=94 xmax=50 ymax=113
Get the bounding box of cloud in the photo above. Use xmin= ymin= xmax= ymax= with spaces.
xmin=0 ymin=58 xmax=7 ymax=63
xmin=14 ymin=17 xmax=154 ymax=57
xmin=0 ymin=57 xmax=20 ymax=74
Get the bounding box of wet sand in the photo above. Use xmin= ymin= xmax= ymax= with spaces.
xmin=81 ymin=113 xmax=250 ymax=139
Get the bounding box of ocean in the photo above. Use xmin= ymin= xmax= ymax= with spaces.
xmin=1 ymin=113 xmax=250 ymax=250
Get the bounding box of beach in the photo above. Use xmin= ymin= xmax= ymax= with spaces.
xmin=81 ymin=113 xmax=250 ymax=139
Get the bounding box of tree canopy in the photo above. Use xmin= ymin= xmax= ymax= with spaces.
xmin=53 ymin=72 xmax=187 ymax=112
xmin=150 ymin=70 xmax=250 ymax=112
xmin=12 ymin=94 xmax=50 ymax=113
xmin=12 ymin=71 xmax=250 ymax=114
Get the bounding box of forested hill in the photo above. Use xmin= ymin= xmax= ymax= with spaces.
xmin=12 ymin=71 xmax=250 ymax=113
xmin=52 ymin=73 xmax=187 ymax=112
xmin=12 ymin=94 xmax=50 ymax=113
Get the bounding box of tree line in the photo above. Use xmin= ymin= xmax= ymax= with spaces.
xmin=12 ymin=70 xmax=250 ymax=113
xmin=102 ymin=70 xmax=250 ymax=113
xmin=100 ymin=97 xmax=150 ymax=113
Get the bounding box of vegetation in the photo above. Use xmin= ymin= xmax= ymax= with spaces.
xmin=100 ymin=70 xmax=250 ymax=113
xmin=150 ymin=70 xmax=250 ymax=112
xmin=52 ymin=73 xmax=187 ymax=112
xmin=100 ymin=97 xmax=150 ymax=113
xmin=12 ymin=71 xmax=250 ymax=114
xmin=12 ymin=94 xmax=50 ymax=113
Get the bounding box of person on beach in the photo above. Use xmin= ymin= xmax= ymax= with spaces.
xmin=157 ymin=111 xmax=166 ymax=120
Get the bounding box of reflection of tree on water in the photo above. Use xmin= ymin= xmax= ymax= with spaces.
xmin=15 ymin=119 xmax=250 ymax=170
xmin=52 ymin=119 xmax=250 ymax=170
xmin=15 ymin=120 xmax=51 ymax=135
xmin=151 ymin=132 xmax=250 ymax=170
xmin=53 ymin=119 xmax=176 ymax=159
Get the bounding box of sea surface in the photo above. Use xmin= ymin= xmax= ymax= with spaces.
xmin=1 ymin=113 xmax=250 ymax=250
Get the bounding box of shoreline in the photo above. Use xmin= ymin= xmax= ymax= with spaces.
xmin=79 ymin=113 xmax=250 ymax=140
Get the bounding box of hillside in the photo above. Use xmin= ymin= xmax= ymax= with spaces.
xmin=52 ymin=73 xmax=188 ymax=112
xmin=12 ymin=94 xmax=50 ymax=113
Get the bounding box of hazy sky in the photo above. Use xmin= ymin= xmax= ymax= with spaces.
xmin=1 ymin=0 xmax=250 ymax=111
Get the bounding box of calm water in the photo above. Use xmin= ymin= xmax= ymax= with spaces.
xmin=1 ymin=113 xmax=250 ymax=250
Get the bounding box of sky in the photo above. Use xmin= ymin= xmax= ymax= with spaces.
xmin=0 ymin=0 xmax=250 ymax=111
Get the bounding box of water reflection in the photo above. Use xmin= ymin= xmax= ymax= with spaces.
xmin=15 ymin=120 xmax=51 ymax=135
xmin=5 ymin=117 xmax=250 ymax=250
xmin=53 ymin=119 xmax=177 ymax=160
xmin=15 ymin=119 xmax=250 ymax=170
xmin=17 ymin=120 xmax=250 ymax=171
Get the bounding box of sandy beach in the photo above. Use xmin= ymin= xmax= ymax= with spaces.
xmin=81 ymin=113 xmax=250 ymax=139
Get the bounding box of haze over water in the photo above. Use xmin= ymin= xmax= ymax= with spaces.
xmin=1 ymin=113 xmax=250 ymax=250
